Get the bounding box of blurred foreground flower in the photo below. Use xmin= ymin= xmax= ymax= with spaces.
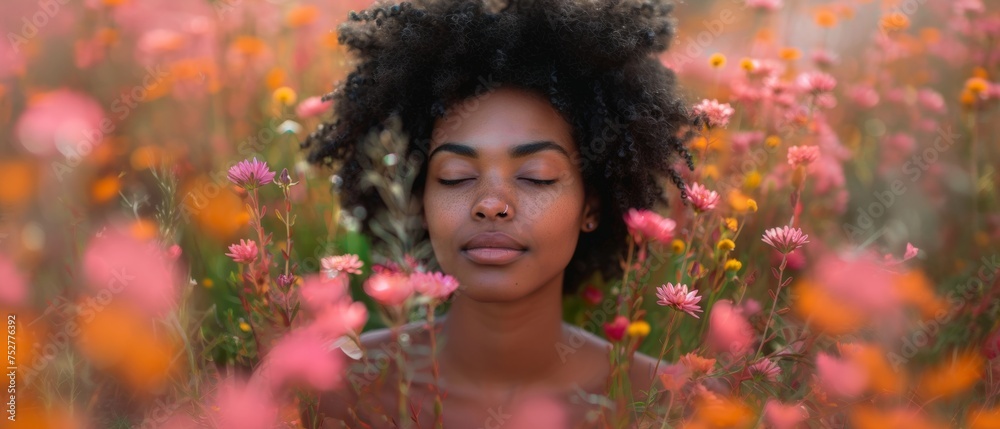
xmin=623 ymin=208 xmax=676 ymax=244
xmin=363 ymin=271 xmax=413 ymax=306
xmin=410 ymin=271 xmax=460 ymax=299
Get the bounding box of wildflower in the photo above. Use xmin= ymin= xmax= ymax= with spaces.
xmin=321 ymin=254 xmax=364 ymax=276
xmin=787 ymin=145 xmax=820 ymax=166
xmin=919 ymin=353 xmax=984 ymax=399
xmin=724 ymin=259 xmax=743 ymax=272
xmin=680 ymin=353 xmax=716 ymax=375
xmin=778 ymin=47 xmax=801 ymax=61
xmin=966 ymin=77 xmax=990 ymax=95
xmin=272 ymin=86 xmax=297 ymax=105
xmin=211 ymin=379 xmax=279 ymax=429
xmin=296 ymin=95 xmax=333 ymax=118
xmin=816 ymin=352 xmax=868 ymax=398
xmin=655 ymin=283 xmax=703 ymax=318
xmin=658 ymin=364 xmax=691 ymax=393
xmin=764 ymin=135 xmax=781 ymax=148
xmin=723 ymin=217 xmax=738 ymax=231
xmin=761 ymin=226 xmax=810 ymax=254
xmin=286 ymin=5 xmax=319 ymax=28
xmin=239 ymin=322 xmax=251 ymax=332
xmin=764 ymin=400 xmax=809 ymax=429
xmin=299 ymin=273 xmax=349 ymax=313
xmin=225 ymin=239 xmax=259 ymax=264
xmin=814 ymin=9 xmax=837 ymax=28
xmin=410 ymin=271 xmax=460 ymax=299
xmin=604 ymin=315 xmax=629 ymax=341
xmin=746 ymin=199 xmax=758 ymax=212
xmin=671 ymin=239 xmax=686 ymax=254
xmin=259 ymin=330 xmax=343 ymax=390
xmin=227 ymin=158 xmax=276 ymax=189
xmin=707 ymin=300 xmax=754 ymax=355
xmin=739 ymin=57 xmax=757 ymax=72
xmin=746 ymin=0 xmax=782 ymax=11
xmin=203 ymin=278 xmax=214 ymax=288
xmin=692 ymin=99 xmax=735 ymax=128
xmin=686 ymin=182 xmax=721 ymax=213
xmin=623 ymin=208 xmax=677 ymax=244
xmin=581 ymin=285 xmax=603 ymax=306
xmin=749 ymin=359 xmax=781 ymax=381
xmin=0 ymin=255 xmax=27 ymax=307
xmin=879 ymin=12 xmax=910 ymax=32
xmin=363 ymin=272 xmax=413 ymax=306
xmin=16 ymin=89 xmax=105 ymax=157
xmin=709 ymin=53 xmax=726 ymax=68
xmin=797 ymin=71 xmax=837 ymax=93
xmin=717 ymin=239 xmax=736 ymax=252
xmin=627 ymin=320 xmax=651 ymax=338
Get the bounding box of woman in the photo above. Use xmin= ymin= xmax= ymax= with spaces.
xmin=301 ymin=0 xmax=696 ymax=426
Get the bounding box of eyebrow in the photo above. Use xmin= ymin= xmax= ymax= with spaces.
xmin=429 ymin=141 xmax=571 ymax=161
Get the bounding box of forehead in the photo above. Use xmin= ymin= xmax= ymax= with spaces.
xmin=429 ymin=86 xmax=575 ymax=155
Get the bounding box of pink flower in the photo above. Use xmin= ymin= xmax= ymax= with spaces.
xmin=321 ymin=254 xmax=364 ymax=276
xmin=815 ymin=254 xmax=901 ymax=313
xmin=917 ymin=89 xmax=946 ymax=114
xmin=295 ymin=96 xmax=333 ymax=118
xmin=749 ymin=359 xmax=781 ymax=381
xmin=903 ymin=242 xmax=919 ymax=261
xmin=604 ymin=315 xmax=629 ymax=342
xmin=797 ymin=71 xmax=837 ymax=93
xmin=0 ymin=254 xmax=27 ymax=307
xmin=227 ymin=158 xmax=276 ymax=189
xmin=815 ymin=352 xmax=868 ymax=398
xmin=685 ymin=182 xmax=720 ymax=212
xmin=848 ymin=85 xmax=880 ymax=108
xmin=257 ymin=330 xmax=342 ymax=391
xmin=761 ymin=226 xmax=810 ymax=254
xmin=655 ymin=283 xmax=703 ymax=318
xmin=623 ymin=208 xmax=677 ymax=244
xmin=308 ymin=300 xmax=368 ymax=340
xmin=746 ymin=0 xmax=782 ymax=11
xmin=225 ymin=239 xmax=258 ymax=264
xmin=409 ymin=271 xmax=460 ymax=299
xmin=299 ymin=273 xmax=349 ymax=312
xmin=209 ymin=379 xmax=279 ymax=429
xmin=707 ymin=300 xmax=753 ymax=356
xmin=581 ymin=285 xmax=603 ymax=306
xmin=363 ymin=272 xmax=413 ymax=306
xmin=692 ymin=99 xmax=735 ymax=128
xmin=15 ymin=89 xmax=106 ymax=157
xmin=811 ymin=49 xmax=837 ymax=66
xmin=764 ymin=400 xmax=809 ymax=429
xmin=83 ymin=227 xmax=180 ymax=316
xmin=787 ymin=145 xmax=820 ymax=166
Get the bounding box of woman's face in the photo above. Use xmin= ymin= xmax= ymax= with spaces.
xmin=422 ymin=86 xmax=599 ymax=302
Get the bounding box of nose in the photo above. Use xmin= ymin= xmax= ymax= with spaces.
xmin=473 ymin=198 xmax=512 ymax=221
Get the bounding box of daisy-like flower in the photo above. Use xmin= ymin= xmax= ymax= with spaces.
xmin=623 ymin=208 xmax=677 ymax=244
xmin=655 ymin=283 xmax=703 ymax=318
xmin=227 ymin=157 xmax=276 ymax=189
xmin=761 ymin=226 xmax=810 ymax=254
xmin=409 ymin=271 xmax=460 ymax=299
xmin=226 ymin=239 xmax=258 ymax=264
xmin=363 ymin=272 xmax=413 ymax=306
xmin=686 ymin=182 xmax=721 ymax=213
xmin=321 ymin=254 xmax=364 ymax=276
xmin=797 ymin=71 xmax=837 ymax=94
xmin=787 ymin=145 xmax=820 ymax=167
xmin=692 ymin=99 xmax=735 ymax=128
xmin=749 ymin=359 xmax=782 ymax=381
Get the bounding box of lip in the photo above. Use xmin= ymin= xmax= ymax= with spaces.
xmin=462 ymin=248 xmax=526 ymax=265
xmin=461 ymin=232 xmax=527 ymax=265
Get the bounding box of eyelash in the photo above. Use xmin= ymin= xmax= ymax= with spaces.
xmin=437 ymin=178 xmax=557 ymax=186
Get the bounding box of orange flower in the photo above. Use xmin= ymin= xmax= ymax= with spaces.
xmin=814 ymin=8 xmax=837 ymax=28
xmin=919 ymin=353 xmax=984 ymax=399
xmin=266 ymin=68 xmax=286 ymax=90
xmin=968 ymin=406 xmax=1000 ymax=429
xmin=694 ymin=396 xmax=754 ymax=428
xmin=130 ymin=218 xmax=159 ymax=241
xmin=91 ymin=174 xmax=121 ymax=204
xmin=181 ymin=176 xmax=251 ymax=242
xmin=840 ymin=342 xmax=906 ymax=395
xmin=287 ymin=5 xmax=320 ymax=28
xmin=894 ymin=270 xmax=947 ymax=318
xmin=880 ymin=12 xmax=910 ymax=32
xmin=77 ymin=303 xmax=180 ymax=392
xmin=966 ymin=77 xmax=990 ymax=95
xmin=0 ymin=160 xmax=38 ymax=207
xmin=779 ymin=47 xmax=801 ymax=61
xmin=231 ymin=36 xmax=267 ymax=56
xmin=709 ymin=53 xmax=726 ymax=68
xmin=794 ymin=279 xmax=866 ymax=335
xmin=680 ymin=353 xmax=716 ymax=375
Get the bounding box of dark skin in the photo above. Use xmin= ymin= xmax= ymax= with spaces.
xmin=306 ymin=87 xmax=666 ymax=428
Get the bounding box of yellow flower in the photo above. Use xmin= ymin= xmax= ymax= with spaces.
xmin=966 ymin=77 xmax=989 ymax=95
xmin=972 ymin=66 xmax=989 ymax=79
xmin=723 ymin=217 xmax=738 ymax=232
xmin=716 ymin=239 xmax=736 ymax=252
xmin=747 ymin=199 xmax=758 ymax=212
xmin=765 ymin=135 xmax=782 ymax=148
xmin=779 ymin=47 xmax=801 ymax=61
xmin=739 ymin=57 xmax=756 ymax=72
xmin=709 ymin=53 xmax=726 ymax=68
xmin=202 ymin=278 xmax=214 ymax=288
xmin=743 ymin=170 xmax=762 ymax=190
xmin=703 ymin=164 xmax=720 ymax=180
xmin=671 ymin=239 xmax=686 ymax=254
xmin=724 ymin=259 xmax=742 ymax=272
xmin=960 ymin=89 xmax=977 ymax=107
xmin=627 ymin=321 xmax=651 ymax=338
xmin=239 ymin=322 xmax=251 ymax=332
xmin=272 ymin=86 xmax=297 ymax=106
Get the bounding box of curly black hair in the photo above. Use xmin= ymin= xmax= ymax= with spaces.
xmin=302 ymin=0 xmax=696 ymax=293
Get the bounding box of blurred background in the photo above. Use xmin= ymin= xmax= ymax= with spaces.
xmin=0 ymin=0 xmax=998 ymax=427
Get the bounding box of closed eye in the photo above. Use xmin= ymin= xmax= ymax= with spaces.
xmin=436 ymin=178 xmax=557 ymax=186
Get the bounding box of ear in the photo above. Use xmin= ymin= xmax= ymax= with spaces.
xmin=581 ymin=192 xmax=601 ymax=232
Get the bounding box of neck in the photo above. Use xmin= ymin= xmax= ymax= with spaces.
xmin=439 ymin=277 xmax=566 ymax=388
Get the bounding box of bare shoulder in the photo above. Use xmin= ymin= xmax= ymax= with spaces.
xmin=629 ymin=351 xmax=665 ymax=397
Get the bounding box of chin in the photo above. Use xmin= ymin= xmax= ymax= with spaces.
xmin=451 ymin=270 xmax=540 ymax=302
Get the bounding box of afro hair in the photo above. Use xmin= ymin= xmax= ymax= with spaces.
xmin=302 ymin=0 xmax=697 ymax=293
